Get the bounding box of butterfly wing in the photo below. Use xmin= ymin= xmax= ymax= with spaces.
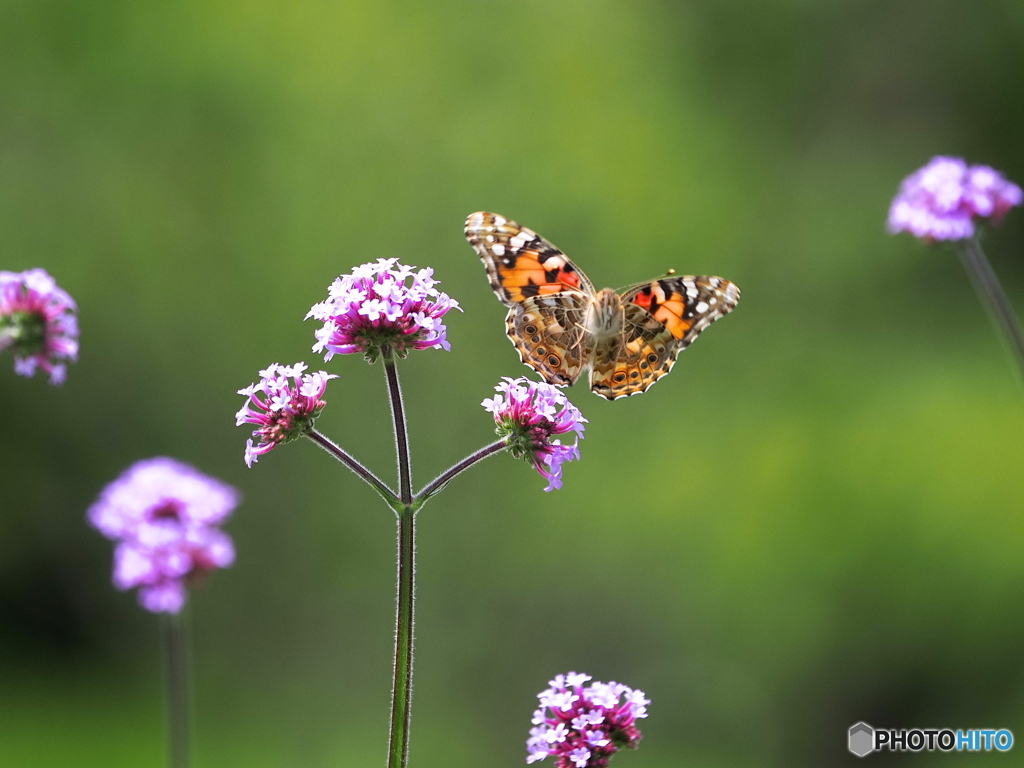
xmin=465 ymin=211 xmax=596 ymax=305
xmin=589 ymin=275 xmax=740 ymax=400
xmin=506 ymin=293 xmax=589 ymax=386
xmin=466 ymin=212 xmax=594 ymax=386
xmin=623 ymin=275 xmax=740 ymax=345
xmin=589 ymin=306 xmax=678 ymax=399
xmin=466 ymin=213 xmax=741 ymax=398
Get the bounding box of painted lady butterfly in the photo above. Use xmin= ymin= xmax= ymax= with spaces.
xmin=465 ymin=212 xmax=740 ymax=400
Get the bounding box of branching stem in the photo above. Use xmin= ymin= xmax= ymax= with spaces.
xmin=306 ymin=429 xmax=399 ymax=506
xmin=414 ymin=439 xmax=509 ymax=507
xmin=312 ymin=347 xmax=512 ymax=768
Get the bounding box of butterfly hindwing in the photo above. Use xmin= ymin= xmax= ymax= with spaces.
xmin=507 ymin=293 xmax=589 ymax=387
xmin=465 ymin=212 xmax=596 ymax=306
xmin=589 ymin=304 xmax=679 ymax=399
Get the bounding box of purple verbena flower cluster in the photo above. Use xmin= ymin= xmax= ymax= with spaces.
xmin=482 ymin=377 xmax=586 ymax=492
xmin=527 ymin=672 xmax=649 ymax=767
xmin=307 ymin=258 xmax=461 ymax=363
xmin=88 ymin=458 xmax=239 ymax=614
xmin=0 ymin=268 xmax=79 ymax=385
xmin=236 ymin=362 xmax=337 ymax=467
xmin=888 ymin=156 xmax=1022 ymax=241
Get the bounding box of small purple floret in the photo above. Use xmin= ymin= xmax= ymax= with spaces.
xmin=307 ymin=258 xmax=461 ymax=363
xmin=88 ymin=458 xmax=239 ymax=614
xmin=527 ymin=672 xmax=650 ymax=767
xmin=483 ymin=377 xmax=586 ymax=492
xmin=236 ymin=362 xmax=337 ymax=467
xmin=0 ymin=268 xmax=79 ymax=384
xmin=888 ymin=156 xmax=1022 ymax=241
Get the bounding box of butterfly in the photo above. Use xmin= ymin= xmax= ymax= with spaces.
xmin=465 ymin=212 xmax=740 ymax=400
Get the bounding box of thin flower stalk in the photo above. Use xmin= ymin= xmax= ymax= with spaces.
xmin=306 ymin=429 xmax=398 ymax=506
xmin=382 ymin=344 xmax=415 ymax=768
xmin=383 ymin=346 xmax=413 ymax=506
xmin=414 ymin=439 xmax=509 ymax=505
xmin=956 ymin=237 xmax=1024 ymax=383
xmin=388 ymin=506 xmax=415 ymax=768
xmin=163 ymin=611 xmax=192 ymax=768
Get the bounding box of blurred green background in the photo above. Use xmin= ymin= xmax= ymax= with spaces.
xmin=2 ymin=0 xmax=1024 ymax=765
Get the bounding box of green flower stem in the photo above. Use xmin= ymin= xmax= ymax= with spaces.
xmin=162 ymin=610 xmax=191 ymax=768
xmin=957 ymin=237 xmax=1024 ymax=384
xmin=376 ymin=350 xmax=513 ymax=767
xmin=306 ymin=429 xmax=399 ymax=506
xmin=388 ymin=506 xmax=415 ymax=768
xmin=414 ymin=439 xmax=509 ymax=507
xmin=382 ymin=347 xmax=413 ymax=506
xmin=383 ymin=438 xmax=512 ymax=768
xmin=381 ymin=345 xmax=415 ymax=768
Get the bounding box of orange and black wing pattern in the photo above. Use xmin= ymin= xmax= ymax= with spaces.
xmin=621 ymin=275 xmax=740 ymax=347
xmin=465 ymin=212 xmax=595 ymax=306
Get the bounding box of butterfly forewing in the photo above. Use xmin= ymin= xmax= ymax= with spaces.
xmin=465 ymin=212 xmax=596 ymax=306
xmin=621 ymin=275 xmax=740 ymax=346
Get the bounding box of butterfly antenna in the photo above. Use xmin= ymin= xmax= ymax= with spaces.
xmin=663 ymin=268 xmax=676 ymax=278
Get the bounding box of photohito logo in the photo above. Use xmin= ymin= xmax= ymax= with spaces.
xmin=848 ymin=722 xmax=1013 ymax=757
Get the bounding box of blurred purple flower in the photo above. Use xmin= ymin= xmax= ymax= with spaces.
xmin=888 ymin=156 xmax=1022 ymax=241
xmin=236 ymin=362 xmax=337 ymax=467
xmin=482 ymin=377 xmax=586 ymax=492
xmin=307 ymin=258 xmax=461 ymax=363
xmin=527 ymin=672 xmax=649 ymax=767
xmin=0 ymin=268 xmax=79 ymax=384
xmin=89 ymin=458 xmax=239 ymax=614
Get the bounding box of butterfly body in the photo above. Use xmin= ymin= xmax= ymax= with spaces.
xmin=584 ymin=289 xmax=624 ymax=339
xmin=466 ymin=212 xmax=740 ymax=399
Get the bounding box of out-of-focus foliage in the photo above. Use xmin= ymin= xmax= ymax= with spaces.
xmin=2 ymin=0 xmax=1023 ymax=765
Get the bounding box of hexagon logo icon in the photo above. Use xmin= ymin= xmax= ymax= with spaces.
xmin=848 ymin=722 xmax=875 ymax=757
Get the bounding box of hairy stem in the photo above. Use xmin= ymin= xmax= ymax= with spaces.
xmin=381 ymin=344 xmax=416 ymax=768
xmin=162 ymin=611 xmax=191 ymax=768
xmin=414 ymin=439 xmax=509 ymax=506
xmin=306 ymin=429 xmax=399 ymax=505
xmin=382 ymin=347 xmax=413 ymax=506
xmin=958 ymin=237 xmax=1024 ymax=384
xmin=388 ymin=507 xmax=415 ymax=768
